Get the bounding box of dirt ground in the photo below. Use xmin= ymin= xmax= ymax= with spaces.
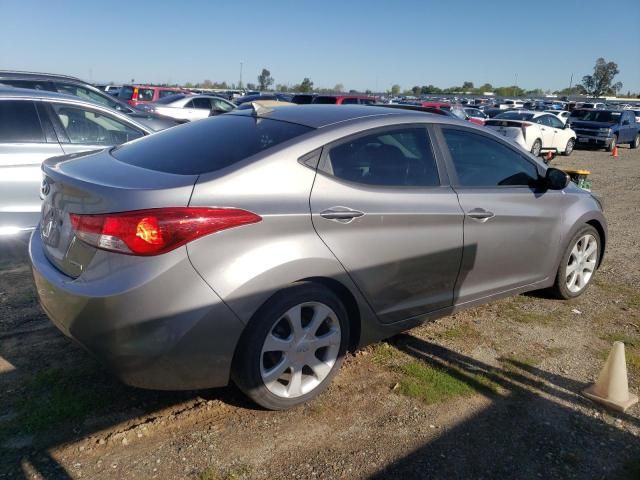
xmin=1 ymin=145 xmax=639 ymax=480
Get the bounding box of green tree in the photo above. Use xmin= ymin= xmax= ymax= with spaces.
xmin=333 ymin=83 xmax=344 ymax=92
xmin=581 ymin=58 xmax=620 ymax=97
xmin=421 ymin=84 xmax=441 ymax=94
xmin=296 ymin=78 xmax=314 ymax=92
xmin=257 ymin=68 xmax=274 ymax=91
xmin=275 ymin=84 xmax=289 ymax=92
xmin=462 ymin=81 xmax=474 ymax=90
xmin=390 ymin=84 xmax=401 ymax=95
xmin=411 ymin=85 xmax=421 ymax=96
xmin=246 ymin=82 xmax=257 ymax=90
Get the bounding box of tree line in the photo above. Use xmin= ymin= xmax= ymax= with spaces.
xmin=158 ymin=58 xmax=638 ymax=98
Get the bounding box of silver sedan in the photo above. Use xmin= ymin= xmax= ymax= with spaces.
xmin=141 ymin=93 xmax=235 ymax=121
xmin=30 ymin=105 xmax=607 ymax=409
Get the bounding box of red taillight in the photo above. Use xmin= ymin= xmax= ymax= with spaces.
xmin=69 ymin=207 xmax=261 ymax=256
xmin=132 ymin=87 xmax=139 ymax=100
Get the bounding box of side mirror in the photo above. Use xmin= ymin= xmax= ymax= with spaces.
xmin=545 ymin=168 xmax=570 ymax=190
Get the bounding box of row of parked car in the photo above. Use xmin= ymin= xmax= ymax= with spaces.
xmin=1 ymin=70 xmax=638 ymax=237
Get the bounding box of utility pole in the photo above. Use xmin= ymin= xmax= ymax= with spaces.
xmin=568 ymin=72 xmax=573 ymax=92
xmin=239 ymin=62 xmax=243 ymax=89
xmin=513 ymin=73 xmax=518 ymax=97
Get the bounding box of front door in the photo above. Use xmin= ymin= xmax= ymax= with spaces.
xmin=310 ymin=125 xmax=464 ymax=324
xmin=438 ymin=126 xmax=566 ymax=304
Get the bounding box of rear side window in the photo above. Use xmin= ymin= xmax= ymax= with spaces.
xmin=138 ymin=89 xmax=154 ymax=101
xmin=443 ymin=129 xmax=538 ymax=187
xmin=0 ymin=100 xmax=45 ymax=143
xmin=158 ymin=90 xmax=178 ymax=99
xmin=112 ymin=115 xmax=313 ymax=175
xmin=324 ymin=127 xmax=439 ymax=187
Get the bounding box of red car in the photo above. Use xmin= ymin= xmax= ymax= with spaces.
xmin=313 ymin=95 xmax=376 ymax=105
xmin=118 ymin=85 xmax=187 ymax=107
xmin=420 ymin=101 xmax=485 ymax=126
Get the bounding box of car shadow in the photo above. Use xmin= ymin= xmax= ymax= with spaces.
xmin=369 ymin=334 xmax=640 ymax=479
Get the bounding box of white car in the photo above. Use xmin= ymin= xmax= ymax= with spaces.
xmin=544 ymin=109 xmax=571 ymax=124
xmin=500 ymin=99 xmax=525 ymax=110
xmin=144 ymin=94 xmax=235 ymax=122
xmin=485 ymin=111 xmax=576 ymax=159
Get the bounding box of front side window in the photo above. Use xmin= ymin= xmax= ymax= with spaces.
xmin=443 ymin=128 xmax=538 ymax=187
xmin=212 ymin=98 xmax=234 ymax=112
xmin=0 ymin=100 xmax=45 ymax=143
xmin=324 ymin=127 xmax=439 ymax=187
xmin=52 ymin=104 xmax=144 ymax=145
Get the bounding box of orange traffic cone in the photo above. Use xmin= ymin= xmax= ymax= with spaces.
xmin=545 ymin=151 xmax=553 ymax=162
xmin=583 ymin=341 xmax=638 ymax=412
xmin=611 ymin=145 xmax=619 ymax=158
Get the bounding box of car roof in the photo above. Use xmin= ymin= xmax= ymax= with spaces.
xmin=228 ymin=104 xmax=464 ymax=129
xmin=0 ymin=86 xmax=89 ymax=102
xmin=0 ymin=70 xmax=87 ymax=82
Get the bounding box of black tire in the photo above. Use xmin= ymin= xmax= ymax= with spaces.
xmin=607 ymin=135 xmax=617 ymax=152
xmin=562 ymin=138 xmax=575 ymax=156
xmin=551 ymin=225 xmax=601 ymax=300
xmin=231 ymin=282 xmax=350 ymax=410
xmin=630 ymin=134 xmax=640 ymax=149
xmin=531 ymin=139 xmax=542 ymax=156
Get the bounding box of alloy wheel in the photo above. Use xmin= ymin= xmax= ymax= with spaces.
xmin=566 ymin=234 xmax=598 ymax=293
xmin=260 ymin=302 xmax=341 ymax=398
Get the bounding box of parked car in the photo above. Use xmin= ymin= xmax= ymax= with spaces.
xmin=140 ymin=94 xmax=235 ymax=121
xmin=312 ymin=95 xmax=376 ymax=105
xmin=0 ymin=88 xmax=153 ymax=236
xmin=485 ymin=111 xmax=577 ymax=158
xmin=233 ymin=93 xmax=292 ymax=105
xmin=465 ymin=107 xmax=489 ymax=121
xmin=0 ymin=71 xmax=180 ymax=131
xmin=570 ymin=109 xmax=640 ymax=151
xmin=290 ymin=94 xmax=317 ymax=104
xmin=95 ymin=84 xmax=122 ymax=96
xmin=30 ymin=105 xmax=606 ymax=410
xmin=581 ymin=102 xmax=606 ymax=110
xmin=544 ymin=110 xmax=571 ymax=124
xmin=118 ymin=85 xmax=187 ymax=107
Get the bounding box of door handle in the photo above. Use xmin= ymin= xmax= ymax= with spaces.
xmin=468 ymin=208 xmax=495 ymax=222
xmin=320 ymin=207 xmax=365 ymax=222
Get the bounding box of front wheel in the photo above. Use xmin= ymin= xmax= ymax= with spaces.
xmin=531 ymin=139 xmax=542 ymax=156
xmin=630 ymin=134 xmax=639 ymax=149
xmin=562 ymin=138 xmax=575 ymax=156
xmin=551 ymin=225 xmax=600 ymax=299
xmin=232 ymin=282 xmax=350 ymax=410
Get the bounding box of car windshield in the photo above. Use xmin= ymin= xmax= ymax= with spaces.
xmin=112 ymin=115 xmax=313 ymax=175
xmin=573 ymin=111 xmax=621 ymax=123
xmin=494 ymin=112 xmax=535 ymax=120
xmin=155 ymin=94 xmax=187 ymax=104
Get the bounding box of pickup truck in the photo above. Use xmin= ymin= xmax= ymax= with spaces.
xmin=569 ymin=109 xmax=640 ymax=151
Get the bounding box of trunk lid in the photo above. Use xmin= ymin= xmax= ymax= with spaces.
xmin=39 ymin=148 xmax=198 ymax=278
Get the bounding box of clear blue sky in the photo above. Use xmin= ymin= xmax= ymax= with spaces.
xmin=3 ymin=0 xmax=639 ymax=93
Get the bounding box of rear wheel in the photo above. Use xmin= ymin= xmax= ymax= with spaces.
xmin=531 ymin=139 xmax=542 ymax=156
xmin=551 ymin=225 xmax=600 ymax=299
xmin=631 ymin=134 xmax=639 ymax=149
xmin=607 ymin=135 xmax=617 ymax=152
xmin=562 ymin=138 xmax=575 ymax=156
xmin=232 ymin=282 xmax=350 ymax=410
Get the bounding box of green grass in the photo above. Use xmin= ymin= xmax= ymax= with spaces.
xmin=600 ymin=332 xmax=639 ymax=348
xmin=198 ymin=464 xmax=252 ymax=480
xmin=371 ymin=342 xmax=503 ymax=404
xmin=498 ymin=299 xmax=558 ymax=326
xmin=594 ymin=278 xmax=640 ymax=310
xmin=0 ymin=365 xmax=119 ymax=443
xmin=438 ymin=322 xmax=477 ymax=341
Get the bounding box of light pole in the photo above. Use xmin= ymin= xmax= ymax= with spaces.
xmin=239 ymin=62 xmax=243 ymax=89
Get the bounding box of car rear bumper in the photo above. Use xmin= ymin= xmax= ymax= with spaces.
xmin=29 ymin=228 xmax=246 ymax=390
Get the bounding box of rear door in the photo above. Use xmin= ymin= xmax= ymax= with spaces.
xmin=438 ymin=126 xmax=565 ymax=304
xmin=0 ymin=99 xmax=64 ymax=232
xmin=310 ymin=125 xmax=464 ymax=323
xmin=45 ymin=102 xmax=146 ymax=155
xmin=534 ymin=115 xmax=556 ymax=149
xmin=620 ymin=111 xmax=635 ymax=142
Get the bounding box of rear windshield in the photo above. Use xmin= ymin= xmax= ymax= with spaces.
xmin=313 ymin=96 xmax=338 ymax=104
xmin=111 ymin=114 xmax=313 ymax=175
xmin=494 ymin=112 xmax=535 ymax=120
xmin=573 ymin=111 xmax=620 ymax=123
xmin=118 ymin=86 xmax=134 ymax=100
xmin=158 ymin=89 xmax=179 ymax=99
